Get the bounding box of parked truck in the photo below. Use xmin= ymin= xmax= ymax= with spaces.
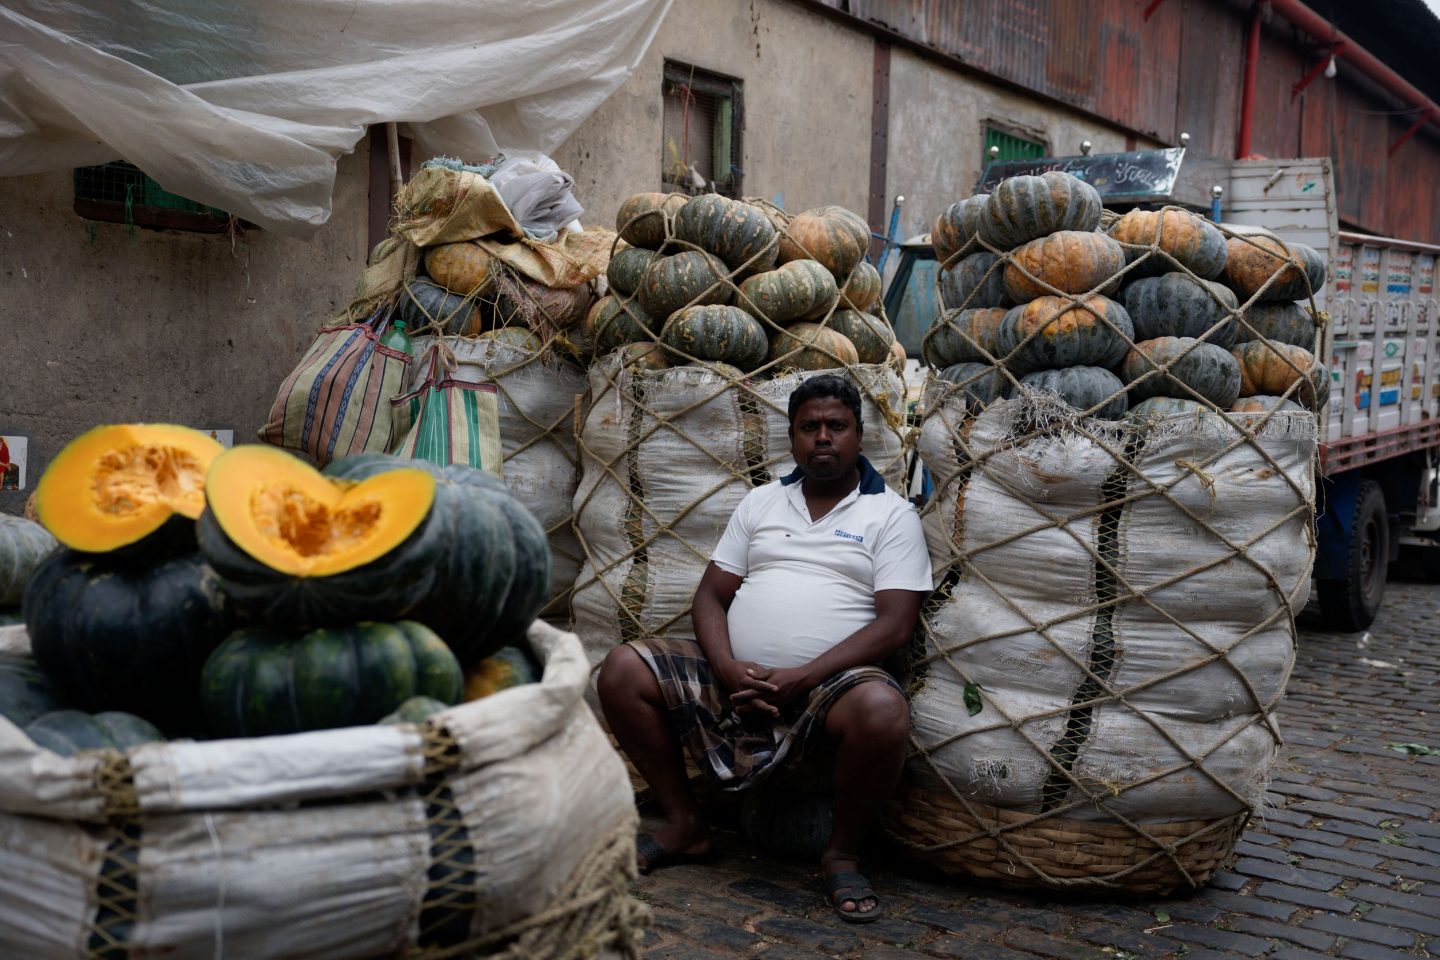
xmin=885 ymin=147 xmax=1440 ymax=631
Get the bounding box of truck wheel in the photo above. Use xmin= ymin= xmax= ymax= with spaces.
xmin=1317 ymin=479 xmax=1388 ymax=632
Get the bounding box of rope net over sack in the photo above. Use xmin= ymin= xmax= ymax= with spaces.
xmin=886 ymin=173 xmax=1323 ymax=895
xmin=570 ymin=194 xmax=911 ymax=667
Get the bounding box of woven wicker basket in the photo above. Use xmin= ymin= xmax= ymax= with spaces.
xmin=887 ymin=780 xmax=1247 ymax=896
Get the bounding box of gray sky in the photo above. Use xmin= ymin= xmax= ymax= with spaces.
xmin=1427 ymin=0 xmax=1440 ymax=17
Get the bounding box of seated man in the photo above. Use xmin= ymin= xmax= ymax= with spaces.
xmin=597 ymin=374 xmax=932 ymax=923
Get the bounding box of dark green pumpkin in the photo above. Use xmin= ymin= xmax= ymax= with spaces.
xmin=1122 ymin=337 xmax=1242 ymax=407
xmin=1 ymin=514 xmax=56 ymax=607
xmin=464 ymin=644 xmax=541 ymax=701
xmin=938 ymin=362 xmax=1012 ymax=412
xmin=673 ymin=194 xmax=779 ymax=273
xmin=1128 ymin=397 xmax=1214 ymax=419
xmin=587 ymin=295 xmax=657 ymax=355
xmin=0 ymin=654 xmax=69 ymax=728
xmin=977 ymin=172 xmax=1102 ymax=250
xmin=397 ymin=279 xmax=482 ymax=336
xmin=1235 ymin=301 xmax=1319 ymax=349
xmin=24 ymin=709 xmax=165 ymax=757
xmin=994 ymin=296 xmax=1134 ymax=375
xmin=379 ymin=695 xmax=450 ymax=726
xmin=637 ymin=250 xmax=732 ymax=322
xmin=1121 ymin=273 xmax=1238 ymax=348
xmin=940 ymin=252 xmax=1009 ymax=311
xmin=1021 ymin=367 xmax=1128 ymax=419
xmin=932 ymin=195 xmax=988 ymax=264
xmin=737 ymin=259 xmax=838 ymax=323
xmin=201 ymin=621 xmax=462 ymax=737
xmin=24 ymin=549 xmax=230 ymax=732
xmin=823 ymin=309 xmax=895 ymax=365
xmin=606 ymin=247 xmax=659 ymax=298
xmin=661 ymin=305 xmax=769 ymax=370
xmin=615 ymin=193 xmax=687 ymax=249
xmin=923 ymin=307 xmax=1009 ymax=368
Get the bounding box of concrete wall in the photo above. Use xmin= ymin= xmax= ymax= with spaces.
xmin=0 ymin=146 xmax=371 ymax=514
xmin=554 ymin=0 xmax=874 ymax=233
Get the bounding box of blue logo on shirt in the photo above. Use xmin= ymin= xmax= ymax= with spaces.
xmin=834 ymin=529 xmax=864 ymax=543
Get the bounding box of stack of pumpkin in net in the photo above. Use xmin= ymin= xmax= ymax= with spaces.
xmin=568 ymin=192 xmax=909 ymax=668
xmin=0 ymin=425 xmax=644 ymax=958
xmin=885 ymin=171 xmax=1323 ymax=894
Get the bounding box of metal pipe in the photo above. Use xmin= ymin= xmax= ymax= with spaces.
xmin=385 ymin=122 xmax=403 ymax=200
xmin=1237 ymin=2 xmax=1264 ymax=159
xmin=1265 ymin=0 xmax=1440 ymax=142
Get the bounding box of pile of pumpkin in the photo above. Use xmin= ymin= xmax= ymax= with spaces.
xmin=584 ymin=192 xmax=901 ymax=374
xmin=923 ymin=171 xmax=1329 ymax=419
xmin=0 ymin=425 xmax=549 ymax=756
xmin=392 ymin=239 xmax=594 ymax=353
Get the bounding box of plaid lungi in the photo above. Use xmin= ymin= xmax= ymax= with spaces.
xmin=626 ymin=636 xmax=903 ymax=791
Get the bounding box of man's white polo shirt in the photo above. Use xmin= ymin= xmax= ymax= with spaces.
xmin=710 ymin=456 xmax=932 ymax=670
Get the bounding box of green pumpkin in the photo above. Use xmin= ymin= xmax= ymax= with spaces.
xmin=1021 ymin=367 xmax=1128 ymax=419
xmin=637 ymin=250 xmax=732 ymax=322
xmin=0 ymin=655 xmax=69 ymax=728
xmin=977 ymin=172 xmax=1102 ymax=250
xmin=24 ymin=549 xmax=231 ymax=732
xmin=1121 ymin=273 xmax=1238 ymax=348
xmin=932 ymin=195 xmax=988 ymax=264
xmin=994 ymin=296 xmax=1134 ymax=375
xmin=673 ymin=194 xmax=779 ymax=272
xmin=1 ymin=515 xmax=56 ymax=607
xmin=839 ymin=261 xmax=882 ymax=313
xmin=661 ymin=305 xmax=769 ymax=371
xmin=940 ymin=252 xmax=1009 ymax=310
xmin=737 ymin=260 xmax=838 ymax=324
xmin=202 ymin=621 xmax=462 ymax=737
xmin=1235 ymin=301 xmax=1319 ymax=349
xmin=464 ymin=644 xmax=541 ymax=700
xmin=824 ymin=309 xmax=895 ymax=365
xmin=938 ymin=362 xmax=1012 ymax=412
xmin=1128 ymin=397 xmax=1214 ymax=420
xmin=397 ymin=279 xmax=482 ymax=336
xmin=923 ymin=307 xmax=1009 ymax=368
xmin=606 ymin=247 xmax=659 ymax=298
xmin=1122 ymin=337 xmax=1242 ymax=408
xmin=379 ymin=695 xmax=451 ymax=726
xmin=1231 ymin=395 xmax=1306 ymax=414
xmin=24 ymin=709 xmax=165 ymax=757
xmin=615 ymin=193 xmax=687 ymax=249
xmin=201 ymin=455 xmax=549 ymax=667
xmin=587 ymin=295 xmax=657 ymax=355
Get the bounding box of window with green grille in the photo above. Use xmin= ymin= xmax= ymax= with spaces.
xmin=72 ymin=162 xmax=233 ymax=233
xmin=983 ymin=127 xmax=1048 ymax=167
xmin=662 ymin=62 xmax=743 ymax=197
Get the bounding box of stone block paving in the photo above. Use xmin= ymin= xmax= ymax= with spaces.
xmin=630 ymin=580 xmax=1440 ymax=958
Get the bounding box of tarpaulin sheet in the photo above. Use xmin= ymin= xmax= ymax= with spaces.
xmin=0 ymin=0 xmax=671 ymax=236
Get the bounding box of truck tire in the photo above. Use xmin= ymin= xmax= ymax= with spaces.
xmin=1317 ymin=479 xmax=1388 ymax=632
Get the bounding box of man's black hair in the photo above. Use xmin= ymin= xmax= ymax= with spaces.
xmin=788 ymin=374 xmax=863 ymax=433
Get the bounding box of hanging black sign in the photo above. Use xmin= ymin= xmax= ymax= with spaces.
xmin=976 ymin=147 xmax=1186 ymax=201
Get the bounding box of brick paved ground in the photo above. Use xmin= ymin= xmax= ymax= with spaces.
xmin=630 ymin=579 xmax=1440 ymax=959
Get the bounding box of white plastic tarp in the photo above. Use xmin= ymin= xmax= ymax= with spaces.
xmin=0 ymin=0 xmax=672 ymax=236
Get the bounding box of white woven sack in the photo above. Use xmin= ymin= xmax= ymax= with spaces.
xmin=411 ymin=334 xmax=586 ymax=622
xmin=570 ymin=355 xmax=908 ymax=667
xmin=0 ymin=622 xmax=637 ymax=959
xmin=910 ymin=389 xmax=1316 ymax=822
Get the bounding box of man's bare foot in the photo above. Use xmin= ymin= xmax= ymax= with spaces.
xmin=636 ymin=816 xmax=713 ymax=874
xmin=821 ymin=852 xmax=882 ymax=922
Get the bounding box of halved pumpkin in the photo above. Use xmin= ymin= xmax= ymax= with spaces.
xmin=204 ymin=445 xmax=435 ymax=578
xmin=34 ymin=424 xmax=224 ymax=555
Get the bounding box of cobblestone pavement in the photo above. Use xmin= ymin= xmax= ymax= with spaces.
xmin=630 ymin=579 xmax=1440 ymax=959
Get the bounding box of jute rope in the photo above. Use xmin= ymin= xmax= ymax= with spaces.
xmin=891 ymin=206 xmax=1321 ymax=893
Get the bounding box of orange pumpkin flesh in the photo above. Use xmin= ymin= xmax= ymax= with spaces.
xmin=205 ymin=445 xmax=436 ymax=578
xmin=35 ymin=424 xmax=224 ymax=553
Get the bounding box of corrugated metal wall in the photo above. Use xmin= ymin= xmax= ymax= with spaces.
xmin=816 ymin=0 xmax=1440 ymax=242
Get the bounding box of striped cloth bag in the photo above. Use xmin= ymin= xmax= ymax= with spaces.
xmin=258 ymin=308 xmax=412 ymax=465
xmin=389 ymin=342 xmax=504 ymax=477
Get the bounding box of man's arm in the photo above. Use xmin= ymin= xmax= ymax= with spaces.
xmin=693 ymin=561 xmax=777 ymax=702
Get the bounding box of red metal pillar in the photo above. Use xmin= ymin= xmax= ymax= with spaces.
xmin=1237 ymin=2 xmax=1264 ymax=159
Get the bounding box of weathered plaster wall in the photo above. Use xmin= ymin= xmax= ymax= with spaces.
xmin=0 ymin=147 xmax=370 ymax=514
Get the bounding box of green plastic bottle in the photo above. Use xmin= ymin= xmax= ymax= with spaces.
xmin=380 ymin=318 xmax=412 ymax=355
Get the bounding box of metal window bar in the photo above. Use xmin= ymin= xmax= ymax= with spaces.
xmin=662 ymin=62 xmax=743 ymax=198
xmin=72 ymin=162 xmax=232 ymax=233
